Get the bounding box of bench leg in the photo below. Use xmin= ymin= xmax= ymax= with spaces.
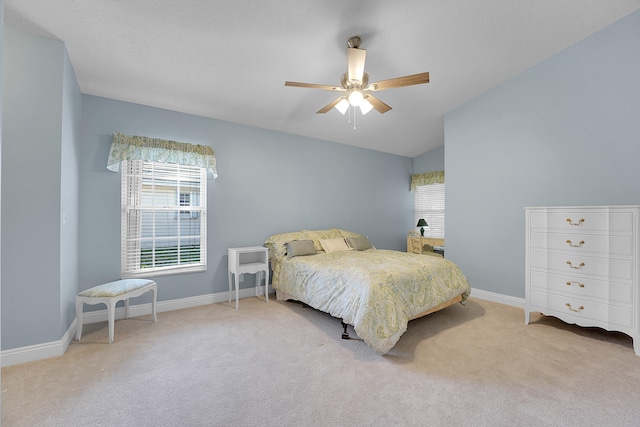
xmin=151 ymin=285 xmax=158 ymax=322
xmin=108 ymin=298 xmax=117 ymax=344
xmin=76 ymin=299 xmax=84 ymax=341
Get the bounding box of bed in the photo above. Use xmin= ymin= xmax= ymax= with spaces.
xmin=264 ymin=228 xmax=471 ymax=354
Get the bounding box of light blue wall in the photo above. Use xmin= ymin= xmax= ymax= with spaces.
xmin=413 ymin=145 xmax=444 ymax=174
xmin=445 ymin=10 xmax=640 ymax=298
xmin=79 ymin=95 xmax=414 ymax=303
xmin=1 ymin=27 xmax=77 ymax=349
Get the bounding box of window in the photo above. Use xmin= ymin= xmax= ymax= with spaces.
xmin=121 ymin=160 xmax=207 ymax=277
xmin=413 ymin=182 xmax=445 ymax=239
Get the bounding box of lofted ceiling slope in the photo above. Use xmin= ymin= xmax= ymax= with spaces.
xmin=5 ymin=0 xmax=640 ymax=157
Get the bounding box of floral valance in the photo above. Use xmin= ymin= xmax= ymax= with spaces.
xmin=107 ymin=132 xmax=218 ymax=179
xmin=410 ymin=170 xmax=444 ymax=192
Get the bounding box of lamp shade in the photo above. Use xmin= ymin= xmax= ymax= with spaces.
xmin=359 ymin=98 xmax=374 ymax=115
xmin=335 ymin=98 xmax=349 ymax=115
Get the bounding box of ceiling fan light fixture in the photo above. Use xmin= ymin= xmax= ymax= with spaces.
xmin=335 ymin=98 xmax=349 ymax=114
xmin=284 ymin=36 xmax=429 ymax=118
xmin=360 ymin=98 xmax=374 ymax=115
xmin=348 ymin=90 xmax=364 ymax=107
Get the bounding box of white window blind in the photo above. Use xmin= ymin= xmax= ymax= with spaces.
xmin=121 ymin=160 xmax=207 ymax=277
xmin=413 ymin=183 xmax=445 ymax=239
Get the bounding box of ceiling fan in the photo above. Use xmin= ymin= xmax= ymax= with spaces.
xmin=285 ymin=36 xmax=429 ymax=116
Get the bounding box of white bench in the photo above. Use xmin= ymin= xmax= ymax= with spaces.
xmin=76 ymin=279 xmax=157 ymax=344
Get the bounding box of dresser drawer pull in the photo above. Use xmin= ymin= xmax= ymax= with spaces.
xmin=566 ymin=261 xmax=585 ymax=269
xmin=565 ymin=303 xmax=585 ymax=313
xmin=566 ymin=239 xmax=585 ymax=248
xmin=566 ymin=218 xmax=585 ymax=226
xmin=566 ymin=281 xmax=585 ymax=288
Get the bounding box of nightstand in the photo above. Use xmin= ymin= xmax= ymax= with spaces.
xmin=407 ymin=236 xmax=445 ymax=255
xmin=228 ymin=246 xmax=269 ymax=309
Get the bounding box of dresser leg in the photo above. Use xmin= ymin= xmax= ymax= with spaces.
xmin=633 ymin=335 xmax=640 ymax=356
xmin=524 ymin=308 xmax=530 ymax=325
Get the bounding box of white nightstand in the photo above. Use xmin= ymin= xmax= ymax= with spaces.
xmin=228 ymin=246 xmax=269 ymax=309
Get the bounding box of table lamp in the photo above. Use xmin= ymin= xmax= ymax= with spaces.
xmin=416 ymin=219 xmax=428 ymax=236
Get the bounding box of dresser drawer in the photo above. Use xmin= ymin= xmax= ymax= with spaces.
xmin=529 ymin=210 xmax=634 ymax=234
xmin=530 ymin=251 xmax=633 ymax=282
xmin=530 ymin=290 xmax=633 ymax=328
xmin=529 ymin=232 xmax=633 ymax=258
xmin=529 ymin=271 xmax=632 ymax=305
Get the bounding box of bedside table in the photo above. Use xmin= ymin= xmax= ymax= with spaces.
xmin=407 ymin=236 xmax=445 ymax=255
xmin=228 ymin=246 xmax=269 ymax=309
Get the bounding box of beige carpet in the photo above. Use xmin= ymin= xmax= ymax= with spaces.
xmin=3 ymin=296 xmax=640 ymax=426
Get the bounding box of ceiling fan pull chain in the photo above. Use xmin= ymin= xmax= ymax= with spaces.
xmin=353 ymin=106 xmax=357 ymax=130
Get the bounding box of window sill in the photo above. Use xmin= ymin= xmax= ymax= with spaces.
xmin=122 ymin=264 xmax=206 ymax=279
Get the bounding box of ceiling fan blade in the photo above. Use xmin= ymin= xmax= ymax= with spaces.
xmin=347 ymin=47 xmax=367 ymax=85
xmin=365 ymin=94 xmax=392 ymax=114
xmin=367 ymin=72 xmax=430 ymax=91
xmin=316 ymin=97 xmax=344 ymax=114
xmin=285 ymin=81 xmax=345 ymax=91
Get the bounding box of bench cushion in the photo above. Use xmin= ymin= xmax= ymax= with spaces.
xmin=78 ymin=279 xmax=155 ymax=298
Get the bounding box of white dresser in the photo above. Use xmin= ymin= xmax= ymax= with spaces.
xmin=525 ymin=206 xmax=640 ymax=355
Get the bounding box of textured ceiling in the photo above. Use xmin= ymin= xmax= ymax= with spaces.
xmin=5 ymin=0 xmax=640 ymax=157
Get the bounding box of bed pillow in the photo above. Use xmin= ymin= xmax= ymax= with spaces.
xmin=303 ymin=228 xmax=344 ymax=251
xmin=338 ymin=229 xmax=367 ymax=239
xmin=265 ymin=231 xmax=308 ymax=260
xmin=346 ymin=236 xmax=373 ymax=251
xmin=319 ymin=238 xmax=351 ymax=253
xmin=286 ymin=240 xmax=317 ymax=259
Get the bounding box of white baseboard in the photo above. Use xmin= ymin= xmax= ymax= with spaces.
xmin=470 ymin=288 xmax=524 ymax=308
xmin=1 ymin=317 xmax=78 ymax=368
xmin=1 ymin=286 xmax=271 ymax=367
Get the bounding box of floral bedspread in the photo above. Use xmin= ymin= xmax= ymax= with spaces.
xmin=274 ymin=249 xmax=471 ymax=354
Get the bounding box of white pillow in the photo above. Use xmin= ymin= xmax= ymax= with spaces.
xmin=319 ymin=238 xmax=351 ymax=253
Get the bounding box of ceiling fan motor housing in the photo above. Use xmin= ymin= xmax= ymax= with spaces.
xmin=341 ymin=73 xmax=369 ymax=90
